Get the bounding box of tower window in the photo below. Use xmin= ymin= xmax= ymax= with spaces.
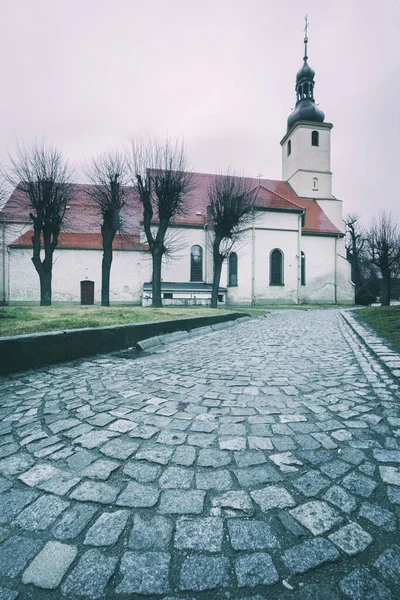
xmin=228 ymin=252 xmax=238 ymax=286
xmin=287 ymin=140 xmax=291 ymax=157
xmin=301 ymin=252 xmax=306 ymax=285
xmin=270 ymin=249 xmax=284 ymax=285
xmin=190 ymin=245 xmax=203 ymax=282
xmin=313 ymin=177 xmax=318 ymax=191
xmin=311 ymin=130 xmax=319 ymax=146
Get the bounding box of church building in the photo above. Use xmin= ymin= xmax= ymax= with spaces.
xmin=0 ymin=34 xmax=354 ymax=306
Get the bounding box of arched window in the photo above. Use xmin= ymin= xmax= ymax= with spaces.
xmin=311 ymin=130 xmax=319 ymax=146
xmin=190 ymin=245 xmax=203 ymax=282
xmin=301 ymin=252 xmax=306 ymax=285
xmin=228 ymin=252 xmax=238 ymax=286
xmin=313 ymin=177 xmax=318 ymax=191
xmin=270 ymin=249 xmax=284 ymax=285
xmin=287 ymin=139 xmax=291 ymax=156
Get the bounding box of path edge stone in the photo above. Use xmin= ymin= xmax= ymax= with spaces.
xmin=340 ymin=309 xmax=400 ymax=382
xmin=0 ymin=312 xmax=251 ymax=375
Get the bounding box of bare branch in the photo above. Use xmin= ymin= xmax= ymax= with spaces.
xmin=208 ymin=172 xmax=255 ymax=246
xmin=84 ymin=149 xmax=129 ymax=229
xmin=128 ymin=135 xmax=194 ymax=307
xmin=3 ymin=140 xmax=74 ymax=305
xmin=84 ymin=148 xmax=130 ymax=306
xmin=207 ymin=171 xmax=255 ymax=307
xmin=365 ymin=211 xmax=400 ymax=305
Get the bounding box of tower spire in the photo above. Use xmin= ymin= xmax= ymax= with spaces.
xmin=304 ymin=15 xmax=309 ymax=61
xmin=286 ymin=18 xmax=325 ymax=131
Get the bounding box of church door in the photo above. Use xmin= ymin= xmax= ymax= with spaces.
xmin=81 ymin=281 xmax=94 ymax=305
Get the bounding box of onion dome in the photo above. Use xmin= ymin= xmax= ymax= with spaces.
xmin=287 ymin=30 xmax=325 ymax=131
xmin=296 ymin=60 xmax=315 ymax=84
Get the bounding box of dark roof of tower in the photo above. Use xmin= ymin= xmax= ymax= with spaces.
xmin=296 ymin=59 xmax=315 ymax=84
xmin=287 ymin=99 xmax=325 ymax=130
xmin=287 ymin=34 xmax=325 ymax=131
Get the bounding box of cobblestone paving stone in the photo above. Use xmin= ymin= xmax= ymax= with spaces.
xmin=0 ymin=309 xmax=400 ymax=599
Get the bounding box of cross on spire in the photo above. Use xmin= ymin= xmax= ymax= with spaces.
xmin=303 ymin=15 xmax=309 ymax=60
xmin=304 ymin=15 xmax=309 ymax=40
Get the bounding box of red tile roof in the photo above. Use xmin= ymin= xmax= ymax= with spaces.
xmin=167 ymin=173 xmax=342 ymax=235
xmin=9 ymin=230 xmax=148 ymax=251
xmin=0 ymin=187 xmax=31 ymax=223
xmin=253 ymin=184 xmax=304 ymax=211
xmin=294 ymin=197 xmax=343 ymax=235
xmin=1 ymin=173 xmax=343 ymax=250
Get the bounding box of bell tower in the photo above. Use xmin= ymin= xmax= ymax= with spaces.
xmin=280 ymin=19 xmax=334 ymax=203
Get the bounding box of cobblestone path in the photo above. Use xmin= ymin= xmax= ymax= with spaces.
xmin=0 ymin=310 xmax=400 ymax=600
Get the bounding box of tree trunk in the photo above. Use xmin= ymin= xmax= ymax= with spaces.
xmin=31 ymin=251 xmax=52 ymax=306
xmin=152 ymin=246 xmax=163 ymax=308
xmin=101 ymin=245 xmax=113 ymax=307
xmin=39 ymin=267 xmax=52 ymax=306
xmin=352 ymin=253 xmax=362 ymax=291
xmin=381 ymin=274 xmax=391 ymax=306
xmin=211 ymin=236 xmax=223 ymax=309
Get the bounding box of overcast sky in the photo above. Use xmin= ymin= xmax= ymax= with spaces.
xmin=1 ymin=0 xmax=399 ymax=224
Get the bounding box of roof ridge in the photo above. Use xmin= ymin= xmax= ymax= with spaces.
xmin=260 ymin=184 xmax=305 ymax=210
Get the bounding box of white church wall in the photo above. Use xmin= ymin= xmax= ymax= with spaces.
xmin=9 ymin=249 xmax=40 ymax=302
xmin=300 ymin=236 xmax=335 ymax=302
xmin=288 ymin=170 xmax=332 ymax=199
xmin=282 ymin=123 xmax=333 ymax=198
xmin=109 ymin=250 xmax=150 ymax=303
xmin=225 ymin=240 xmax=253 ymax=304
xmin=255 ymin=210 xmax=299 ymax=231
xmin=160 ymin=227 xmax=208 ymax=283
xmin=1 ymin=222 xmax=30 ymax=303
xmin=316 ymin=198 xmax=345 ymax=232
xmin=224 ymin=212 xmax=301 ymax=304
xmin=9 ymin=247 xmax=149 ymax=304
xmin=299 ymin=235 xmax=353 ymax=304
xmin=224 ymin=212 xmax=300 ymax=305
xmin=254 ymin=228 xmax=299 ymax=304
xmin=5 ymin=218 xmax=353 ymax=306
xmin=283 ymin=124 xmax=332 ymax=180
xmin=336 ymin=253 xmax=354 ymax=304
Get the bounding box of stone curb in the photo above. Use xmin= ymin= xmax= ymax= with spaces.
xmin=136 ymin=317 xmax=257 ymax=351
xmin=0 ymin=312 xmax=249 ymax=375
xmin=340 ymin=309 xmax=400 ymax=382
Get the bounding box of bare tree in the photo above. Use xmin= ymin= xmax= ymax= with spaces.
xmin=366 ymin=211 xmax=400 ymax=306
xmin=130 ymin=137 xmax=194 ymax=308
xmin=207 ymin=173 xmax=255 ymax=308
xmin=344 ymin=213 xmax=365 ymax=291
xmin=85 ymin=150 xmax=129 ymax=306
xmin=4 ymin=141 xmax=74 ymax=306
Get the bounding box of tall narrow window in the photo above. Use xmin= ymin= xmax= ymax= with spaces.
xmin=311 ymin=130 xmax=319 ymax=146
xmin=313 ymin=177 xmax=318 ymax=191
xmin=301 ymin=252 xmax=306 ymax=285
xmin=270 ymin=249 xmax=284 ymax=285
xmin=190 ymin=245 xmax=203 ymax=281
xmin=228 ymin=252 xmax=238 ymax=286
xmin=287 ymin=139 xmax=291 ymax=156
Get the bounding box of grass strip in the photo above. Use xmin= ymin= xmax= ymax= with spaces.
xmin=352 ymin=306 xmax=400 ymax=354
xmin=0 ymin=305 xmax=266 ymax=337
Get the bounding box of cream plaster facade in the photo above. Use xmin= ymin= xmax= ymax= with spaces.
xmin=7 ymin=246 xmax=150 ymax=304
xmin=2 ymin=208 xmax=353 ymax=306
